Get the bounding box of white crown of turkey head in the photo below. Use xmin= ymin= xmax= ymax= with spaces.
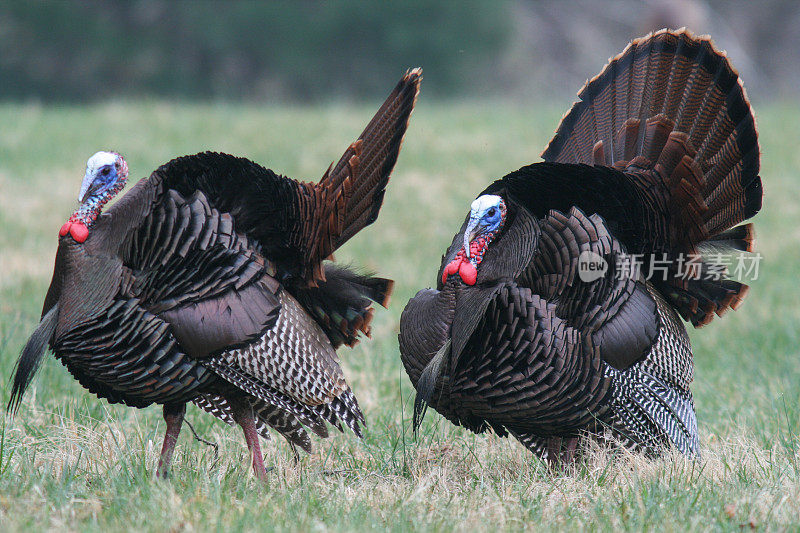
xmin=470 ymin=194 xmax=503 ymax=215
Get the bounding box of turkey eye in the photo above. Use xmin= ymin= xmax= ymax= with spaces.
xmin=100 ymin=167 xmax=111 ymax=176
xmin=487 ymin=208 xmax=496 ymax=217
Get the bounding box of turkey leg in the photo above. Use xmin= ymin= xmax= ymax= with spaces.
xmin=156 ymin=403 xmax=186 ymax=478
xmin=546 ymin=435 xmax=580 ymax=470
xmin=229 ymin=397 xmax=269 ymax=481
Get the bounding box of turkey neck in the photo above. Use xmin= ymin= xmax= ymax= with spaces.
xmin=69 ymin=178 xmax=126 ymax=227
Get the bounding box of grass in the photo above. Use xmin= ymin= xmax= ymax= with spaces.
xmin=0 ymin=96 xmax=798 ymax=531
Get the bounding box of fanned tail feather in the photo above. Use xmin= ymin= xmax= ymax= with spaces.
xmin=304 ymin=68 xmax=422 ymax=282
xmin=674 ymin=223 xmax=756 ymax=321
xmin=321 ymin=68 xmax=422 ymax=246
xmin=293 ymin=264 xmax=394 ymax=348
xmin=542 ymin=28 xmax=762 ymax=326
xmin=701 ymin=223 xmax=756 ymax=253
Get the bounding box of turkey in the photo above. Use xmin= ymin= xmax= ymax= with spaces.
xmin=9 ymin=68 xmax=421 ymax=479
xmin=400 ymin=29 xmax=762 ymax=464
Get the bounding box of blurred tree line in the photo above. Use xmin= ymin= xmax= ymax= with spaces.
xmin=1 ymin=0 xmax=798 ymax=103
xmin=0 ymin=0 xmax=509 ymax=101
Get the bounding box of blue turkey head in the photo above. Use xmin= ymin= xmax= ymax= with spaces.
xmin=464 ymin=194 xmax=507 ymax=258
xmin=78 ymin=151 xmax=128 ymax=204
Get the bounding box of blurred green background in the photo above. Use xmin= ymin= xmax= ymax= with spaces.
xmin=2 ymin=0 xmax=799 ymax=103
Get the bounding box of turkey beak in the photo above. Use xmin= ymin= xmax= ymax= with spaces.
xmin=79 ymin=177 xmax=103 ymax=204
xmin=78 ymin=169 xmax=96 ymax=203
xmin=463 ymin=218 xmax=482 ymax=259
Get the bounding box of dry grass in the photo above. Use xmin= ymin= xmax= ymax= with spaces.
xmin=0 ymin=99 xmax=798 ymax=531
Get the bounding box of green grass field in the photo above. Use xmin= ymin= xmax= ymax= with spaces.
xmin=0 ymin=98 xmax=798 ymax=531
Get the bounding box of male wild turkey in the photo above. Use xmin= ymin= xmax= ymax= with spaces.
xmin=400 ymin=29 xmax=762 ymax=463
xmin=9 ymin=69 xmax=421 ymax=479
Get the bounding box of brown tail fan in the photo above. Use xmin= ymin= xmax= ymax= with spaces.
xmin=303 ymin=68 xmax=422 ymax=282
xmin=542 ymin=28 xmax=762 ymax=326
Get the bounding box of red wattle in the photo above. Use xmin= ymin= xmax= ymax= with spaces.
xmin=59 ymin=222 xmax=71 ymax=237
xmin=459 ymin=261 xmax=477 ymax=285
xmin=69 ymin=222 xmax=89 ymax=243
xmin=442 ymin=258 xmax=462 ymax=284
